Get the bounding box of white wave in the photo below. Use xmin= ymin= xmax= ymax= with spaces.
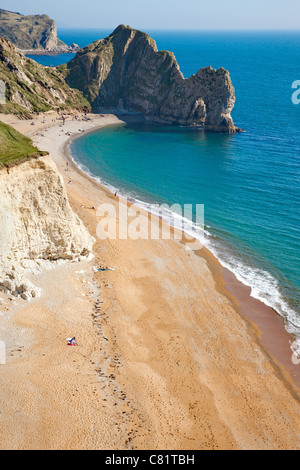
xmin=133 ymin=199 xmax=300 ymax=342
xmin=202 ymin=238 xmax=300 ymax=339
xmin=69 ymin=146 xmax=300 ymax=343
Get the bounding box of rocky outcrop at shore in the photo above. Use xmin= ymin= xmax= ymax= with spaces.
xmin=0 ymin=9 xmax=79 ymax=53
xmin=22 ymin=43 xmax=81 ymax=55
xmin=60 ymin=25 xmax=241 ymax=133
xmin=0 ymin=20 xmax=240 ymax=132
xmin=0 ymin=156 xmax=95 ymax=300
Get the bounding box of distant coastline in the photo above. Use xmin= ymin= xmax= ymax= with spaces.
xmin=0 ymin=8 xmax=81 ymax=56
xmin=21 ymin=44 xmax=81 ymax=56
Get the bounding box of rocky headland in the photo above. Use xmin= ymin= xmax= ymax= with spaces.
xmin=60 ymin=25 xmax=241 ymax=133
xmin=0 ymin=19 xmax=241 ymax=132
xmin=0 ymin=9 xmax=80 ymax=54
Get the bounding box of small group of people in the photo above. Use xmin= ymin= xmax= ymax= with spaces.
xmin=67 ymin=337 xmax=77 ymax=346
xmin=98 ymin=266 xmax=115 ymax=272
xmin=98 ymin=266 xmax=109 ymax=272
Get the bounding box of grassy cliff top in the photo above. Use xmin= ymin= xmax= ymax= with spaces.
xmin=0 ymin=120 xmax=48 ymax=168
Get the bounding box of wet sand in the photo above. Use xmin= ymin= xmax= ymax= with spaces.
xmin=0 ymin=112 xmax=299 ymax=450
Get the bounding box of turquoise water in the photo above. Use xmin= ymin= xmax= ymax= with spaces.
xmin=32 ymin=30 xmax=300 ymax=337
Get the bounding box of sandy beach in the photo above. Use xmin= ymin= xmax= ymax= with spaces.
xmin=0 ymin=111 xmax=300 ymax=450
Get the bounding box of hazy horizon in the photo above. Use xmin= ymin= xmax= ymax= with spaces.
xmin=1 ymin=0 xmax=300 ymax=31
xmin=57 ymin=27 xmax=300 ymax=32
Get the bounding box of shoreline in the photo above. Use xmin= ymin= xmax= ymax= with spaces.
xmin=1 ymin=112 xmax=300 ymax=449
xmin=67 ymin=118 xmax=298 ymax=332
xmin=64 ymin=115 xmax=300 ymax=391
xmin=4 ymin=110 xmax=300 ymax=389
xmin=22 ymin=47 xmax=79 ymax=56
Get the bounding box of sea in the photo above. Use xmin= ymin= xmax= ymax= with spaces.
xmin=28 ymin=29 xmax=300 ymax=343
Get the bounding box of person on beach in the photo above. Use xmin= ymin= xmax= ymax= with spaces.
xmin=98 ymin=266 xmax=108 ymax=271
xmin=98 ymin=266 xmax=115 ymax=272
xmin=67 ymin=337 xmax=77 ymax=346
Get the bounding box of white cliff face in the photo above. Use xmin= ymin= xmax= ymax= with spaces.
xmin=43 ymin=20 xmax=59 ymax=50
xmin=0 ymin=156 xmax=95 ymax=300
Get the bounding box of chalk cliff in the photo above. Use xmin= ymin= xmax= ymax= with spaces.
xmin=60 ymin=25 xmax=241 ymax=133
xmin=0 ymin=156 xmax=95 ymax=300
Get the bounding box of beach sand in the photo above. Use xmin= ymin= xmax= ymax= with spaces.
xmin=0 ymin=112 xmax=299 ymax=450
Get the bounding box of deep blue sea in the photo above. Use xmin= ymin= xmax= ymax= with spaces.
xmin=29 ymin=29 xmax=300 ymax=339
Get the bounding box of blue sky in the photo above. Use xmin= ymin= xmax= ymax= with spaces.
xmin=2 ymin=0 xmax=300 ymax=30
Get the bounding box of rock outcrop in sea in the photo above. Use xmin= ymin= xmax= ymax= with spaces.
xmin=60 ymin=25 xmax=241 ymax=133
xmin=0 ymin=155 xmax=95 ymax=300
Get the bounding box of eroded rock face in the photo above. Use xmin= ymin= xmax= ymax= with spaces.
xmin=0 ymin=9 xmax=79 ymax=53
xmin=0 ymin=38 xmax=89 ymax=115
xmin=0 ymin=156 xmax=95 ymax=300
xmin=61 ymin=25 xmax=241 ymax=133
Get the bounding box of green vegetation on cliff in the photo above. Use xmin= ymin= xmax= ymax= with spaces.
xmin=58 ymin=25 xmax=180 ymax=111
xmin=0 ymin=38 xmax=90 ymax=117
xmin=60 ymin=25 xmax=240 ymax=133
xmin=0 ymin=9 xmax=66 ymax=51
xmin=0 ymin=23 xmax=239 ymax=133
xmin=0 ymin=120 xmax=47 ymax=168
